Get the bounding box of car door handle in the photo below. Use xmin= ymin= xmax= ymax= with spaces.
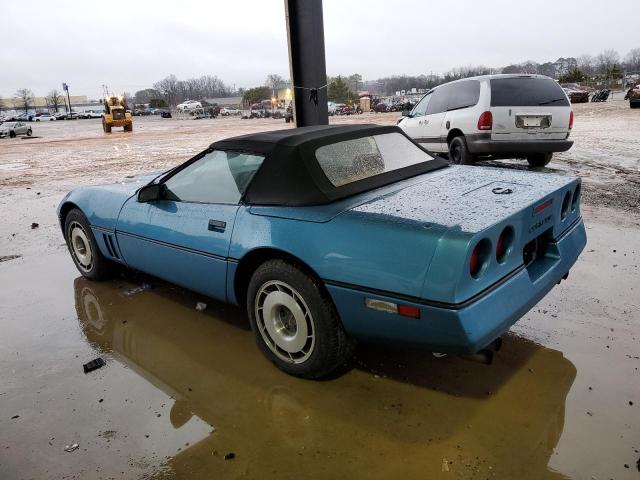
xmin=208 ymin=219 xmax=226 ymax=231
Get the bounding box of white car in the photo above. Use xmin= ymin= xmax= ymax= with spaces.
xmin=34 ymin=113 xmax=56 ymax=121
xmin=220 ymin=107 xmax=241 ymax=116
xmin=176 ymin=100 xmax=202 ymax=112
xmin=399 ymin=74 xmax=573 ymax=167
xmin=327 ymin=101 xmax=337 ymax=115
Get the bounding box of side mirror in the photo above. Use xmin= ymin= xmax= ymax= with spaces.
xmin=137 ymin=183 xmax=163 ymax=203
xmin=402 ymin=109 xmax=412 ymax=117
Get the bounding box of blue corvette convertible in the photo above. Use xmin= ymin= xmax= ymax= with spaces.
xmin=58 ymin=124 xmax=586 ymax=377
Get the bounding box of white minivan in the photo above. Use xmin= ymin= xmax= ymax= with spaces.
xmin=398 ymin=74 xmax=573 ymax=167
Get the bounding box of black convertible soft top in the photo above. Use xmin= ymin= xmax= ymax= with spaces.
xmin=210 ymin=124 xmax=448 ymax=206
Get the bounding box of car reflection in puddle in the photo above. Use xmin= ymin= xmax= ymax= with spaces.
xmin=74 ymin=276 xmax=576 ymax=479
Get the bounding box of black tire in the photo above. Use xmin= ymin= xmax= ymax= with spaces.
xmin=26 ymin=129 xmax=32 ymax=136
xmin=448 ymin=136 xmax=476 ymax=165
xmin=9 ymin=130 xmax=16 ymax=138
xmin=64 ymin=208 xmax=112 ymax=280
xmin=527 ymin=153 xmax=553 ymax=167
xmin=247 ymin=259 xmax=355 ymax=378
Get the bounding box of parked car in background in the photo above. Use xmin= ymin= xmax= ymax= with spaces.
xmin=327 ymin=101 xmax=337 ymax=116
xmin=628 ymin=85 xmax=640 ymax=108
xmin=399 ymin=74 xmax=573 ymax=167
xmin=57 ymin=124 xmax=586 ymax=378
xmin=562 ymin=86 xmax=590 ymax=103
xmin=16 ymin=113 xmax=34 ymax=122
xmin=34 ymin=113 xmax=55 ymax=121
xmin=177 ymin=100 xmax=202 ymax=112
xmin=54 ymin=112 xmax=68 ymax=120
xmin=372 ymin=102 xmax=389 ymax=113
xmin=220 ymin=107 xmax=241 ymax=116
xmin=0 ymin=121 xmax=32 ymax=138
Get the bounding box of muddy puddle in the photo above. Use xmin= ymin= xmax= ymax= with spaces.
xmin=1 ymin=212 xmax=638 ymax=479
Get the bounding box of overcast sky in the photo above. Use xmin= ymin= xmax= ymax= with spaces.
xmin=1 ymin=0 xmax=638 ymax=99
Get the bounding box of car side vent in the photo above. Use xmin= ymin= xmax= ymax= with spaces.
xmin=102 ymin=233 xmax=121 ymax=259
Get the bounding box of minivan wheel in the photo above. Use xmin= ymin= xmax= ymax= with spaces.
xmin=448 ymin=136 xmax=476 ymax=165
xmin=527 ymin=153 xmax=553 ymax=167
xmin=247 ymin=259 xmax=355 ymax=378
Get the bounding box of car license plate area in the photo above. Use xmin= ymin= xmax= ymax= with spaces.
xmin=524 ymin=227 xmax=559 ymax=281
xmin=516 ymin=115 xmax=551 ymax=129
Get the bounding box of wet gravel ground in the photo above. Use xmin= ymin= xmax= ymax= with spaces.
xmin=0 ymin=96 xmax=639 ymax=479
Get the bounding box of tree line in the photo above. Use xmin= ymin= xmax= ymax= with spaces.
xmin=4 ymin=47 xmax=639 ymax=112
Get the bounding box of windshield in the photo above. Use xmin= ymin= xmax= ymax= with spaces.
xmin=2 ymin=122 xmax=17 ymax=128
xmin=315 ymin=132 xmax=434 ymax=187
xmin=490 ymin=77 xmax=570 ymax=107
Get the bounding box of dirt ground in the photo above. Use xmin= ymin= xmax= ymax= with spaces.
xmin=0 ymin=95 xmax=639 ymax=479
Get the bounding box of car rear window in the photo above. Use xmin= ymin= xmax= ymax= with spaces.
xmin=490 ymin=77 xmax=570 ymax=107
xmin=315 ymin=132 xmax=434 ymax=187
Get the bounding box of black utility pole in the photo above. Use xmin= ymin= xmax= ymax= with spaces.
xmin=284 ymin=0 xmax=329 ymax=127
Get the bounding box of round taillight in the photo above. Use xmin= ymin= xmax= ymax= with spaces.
xmin=561 ymin=190 xmax=571 ymax=219
xmin=496 ymin=226 xmax=515 ymax=264
xmin=571 ymin=183 xmax=581 ymax=211
xmin=470 ymin=239 xmax=491 ymax=278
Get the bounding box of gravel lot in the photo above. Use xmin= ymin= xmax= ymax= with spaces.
xmin=0 ymin=96 xmax=639 ymax=480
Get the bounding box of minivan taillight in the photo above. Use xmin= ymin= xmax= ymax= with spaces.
xmin=477 ymin=111 xmax=492 ymax=130
xmin=569 ymin=111 xmax=574 ymax=129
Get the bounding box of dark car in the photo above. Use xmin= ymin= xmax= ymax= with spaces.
xmin=628 ymin=85 xmax=640 ymax=109
xmin=372 ymin=102 xmax=388 ymax=113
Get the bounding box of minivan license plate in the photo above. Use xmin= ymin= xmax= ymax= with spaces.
xmin=523 ymin=116 xmax=542 ymax=127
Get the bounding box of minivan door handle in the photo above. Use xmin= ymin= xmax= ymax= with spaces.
xmin=208 ymin=219 xmax=226 ymax=231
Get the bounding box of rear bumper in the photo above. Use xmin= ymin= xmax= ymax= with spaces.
xmin=467 ymin=136 xmax=573 ymax=155
xmin=326 ymin=218 xmax=586 ymax=353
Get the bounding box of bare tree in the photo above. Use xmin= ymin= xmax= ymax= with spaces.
xmin=14 ymin=88 xmax=35 ymax=114
xmin=153 ymin=74 xmax=180 ymax=106
xmin=134 ymin=88 xmax=161 ymax=104
xmin=596 ymin=49 xmax=620 ymax=73
xmin=625 ymin=48 xmax=640 ymax=71
xmin=46 ymin=89 xmax=64 ymax=113
xmin=122 ymin=91 xmax=133 ymax=108
xmin=265 ymin=74 xmax=286 ymax=89
xmin=577 ymin=54 xmax=596 ymax=76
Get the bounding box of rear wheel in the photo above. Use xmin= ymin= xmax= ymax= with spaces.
xmin=247 ymin=259 xmax=355 ymax=378
xmin=102 ymin=119 xmax=112 ymax=133
xmin=64 ymin=208 xmax=112 ymax=280
xmin=527 ymin=153 xmax=553 ymax=167
xmin=448 ymin=136 xmax=476 ymax=165
xmin=26 ymin=129 xmax=32 ymax=136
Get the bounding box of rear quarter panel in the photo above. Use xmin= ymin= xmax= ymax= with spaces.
xmin=229 ymin=206 xmax=448 ymax=300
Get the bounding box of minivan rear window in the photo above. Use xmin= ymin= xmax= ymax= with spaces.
xmin=490 ymin=77 xmax=569 ymax=107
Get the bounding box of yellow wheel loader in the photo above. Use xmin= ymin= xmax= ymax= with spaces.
xmin=102 ymin=96 xmax=132 ymax=133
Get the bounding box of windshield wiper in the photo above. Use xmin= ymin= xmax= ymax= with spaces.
xmin=538 ymin=98 xmax=565 ymax=105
